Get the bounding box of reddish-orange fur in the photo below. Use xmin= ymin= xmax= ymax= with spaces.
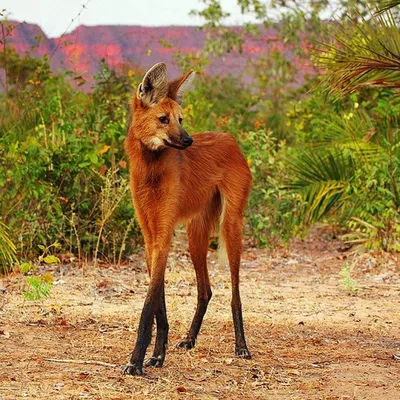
xmin=123 ymin=63 xmax=252 ymax=375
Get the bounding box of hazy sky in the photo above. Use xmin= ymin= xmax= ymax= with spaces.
xmin=2 ymin=0 xmax=258 ymax=38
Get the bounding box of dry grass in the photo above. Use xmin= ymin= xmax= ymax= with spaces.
xmin=1 ymin=232 xmax=400 ymax=399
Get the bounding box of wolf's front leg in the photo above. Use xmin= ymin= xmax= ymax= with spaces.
xmin=145 ymin=284 xmax=169 ymax=368
xmin=124 ymin=239 xmax=171 ymax=376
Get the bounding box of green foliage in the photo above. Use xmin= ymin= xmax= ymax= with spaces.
xmin=38 ymin=241 xmax=61 ymax=264
xmin=0 ymin=53 xmax=141 ymax=262
xmin=0 ymin=46 xmax=51 ymax=93
xmin=287 ymin=149 xmax=356 ymax=222
xmin=244 ymin=129 xmax=301 ymax=246
xmin=19 ymin=241 xmax=59 ymax=300
xmin=22 ymin=275 xmax=53 ymax=301
xmin=339 ymin=265 xmax=360 ymax=295
xmin=184 ymin=75 xmax=257 ymax=134
xmin=319 ymin=6 xmax=400 ymax=93
xmin=285 ymin=88 xmax=400 ymax=250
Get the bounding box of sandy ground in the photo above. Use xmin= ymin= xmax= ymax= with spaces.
xmin=1 ymin=231 xmax=400 ymax=399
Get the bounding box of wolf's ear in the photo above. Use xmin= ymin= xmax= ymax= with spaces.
xmin=137 ymin=62 xmax=168 ymax=106
xmin=168 ymin=70 xmax=195 ymax=105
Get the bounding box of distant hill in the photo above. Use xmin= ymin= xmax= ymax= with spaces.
xmin=5 ymin=21 xmax=313 ymax=87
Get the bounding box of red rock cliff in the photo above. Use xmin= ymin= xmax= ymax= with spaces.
xmin=5 ymin=21 xmax=313 ymax=86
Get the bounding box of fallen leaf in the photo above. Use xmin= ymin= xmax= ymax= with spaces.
xmin=288 ymin=369 xmax=300 ymax=376
xmin=0 ymin=329 xmax=10 ymax=339
xmin=77 ymin=372 xmax=90 ymax=380
xmin=54 ymin=382 xmax=64 ymax=391
xmin=311 ymin=360 xmax=330 ymax=368
xmin=97 ymin=279 xmax=111 ymax=289
xmin=252 ymin=381 xmax=269 ymax=388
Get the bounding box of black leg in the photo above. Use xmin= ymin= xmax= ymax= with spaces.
xmin=145 ymin=285 xmax=169 ymax=367
xmin=177 ymin=287 xmax=212 ymax=350
xmin=231 ymin=286 xmax=251 ymax=358
xmin=123 ymin=279 xmax=164 ymax=375
xmin=222 ymin=212 xmax=251 ymax=359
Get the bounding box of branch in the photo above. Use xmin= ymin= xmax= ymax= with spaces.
xmin=44 ymin=358 xmax=119 ymax=368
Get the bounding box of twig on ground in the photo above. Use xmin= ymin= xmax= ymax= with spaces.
xmin=44 ymin=358 xmax=119 ymax=368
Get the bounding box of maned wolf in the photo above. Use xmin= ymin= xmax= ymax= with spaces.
xmin=123 ymin=63 xmax=252 ymax=375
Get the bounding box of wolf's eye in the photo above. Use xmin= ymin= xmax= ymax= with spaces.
xmin=179 ymin=117 xmax=183 ymax=125
xmin=159 ymin=116 xmax=169 ymax=124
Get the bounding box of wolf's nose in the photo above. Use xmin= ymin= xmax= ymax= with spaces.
xmin=183 ymin=136 xmax=194 ymax=146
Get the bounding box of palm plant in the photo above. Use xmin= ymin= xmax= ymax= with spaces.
xmin=287 ymin=1 xmax=400 ymax=250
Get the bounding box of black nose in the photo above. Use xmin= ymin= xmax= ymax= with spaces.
xmin=183 ymin=136 xmax=194 ymax=146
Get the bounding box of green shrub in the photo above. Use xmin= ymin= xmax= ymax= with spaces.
xmin=0 ymin=53 xmax=141 ymax=262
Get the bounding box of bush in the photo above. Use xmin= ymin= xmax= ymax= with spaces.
xmin=0 ymin=53 xmax=142 ymax=262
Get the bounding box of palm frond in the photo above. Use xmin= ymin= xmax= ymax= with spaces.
xmin=374 ymin=0 xmax=400 ymax=15
xmin=288 ymin=150 xmax=356 ymax=185
xmin=0 ymin=221 xmax=17 ymax=273
xmin=313 ymin=109 xmax=386 ymax=160
xmin=319 ymin=9 xmax=400 ymax=93
xmin=302 ymin=180 xmax=350 ymax=222
xmin=286 ymin=150 xmax=356 ymax=222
